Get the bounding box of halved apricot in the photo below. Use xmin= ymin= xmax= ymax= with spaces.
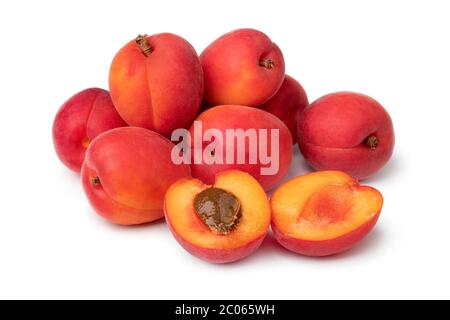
xmin=271 ymin=171 xmax=383 ymax=257
xmin=164 ymin=170 xmax=271 ymax=263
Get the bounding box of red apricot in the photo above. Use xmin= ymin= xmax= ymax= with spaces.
xmin=200 ymin=29 xmax=285 ymax=106
xmin=52 ymin=88 xmax=126 ymax=173
xmin=81 ymin=127 xmax=191 ymax=225
xmin=298 ymin=92 xmax=395 ymax=179
xmin=260 ymin=75 xmax=309 ymax=144
xmin=109 ymin=33 xmax=203 ymax=137
xmin=187 ymin=105 xmax=293 ymax=192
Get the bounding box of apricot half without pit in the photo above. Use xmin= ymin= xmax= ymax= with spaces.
xmin=271 ymin=171 xmax=383 ymax=257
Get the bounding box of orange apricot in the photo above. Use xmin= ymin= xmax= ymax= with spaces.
xmin=109 ymin=33 xmax=203 ymax=137
xmin=271 ymin=171 xmax=383 ymax=257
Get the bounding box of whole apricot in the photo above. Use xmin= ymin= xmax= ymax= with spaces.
xmin=187 ymin=105 xmax=293 ymax=192
xmin=52 ymin=88 xmax=126 ymax=173
xmin=298 ymin=92 xmax=395 ymax=179
xmin=260 ymin=75 xmax=309 ymax=144
xmin=109 ymin=33 xmax=203 ymax=137
xmin=82 ymin=127 xmax=191 ymax=225
xmin=200 ymin=29 xmax=285 ymax=106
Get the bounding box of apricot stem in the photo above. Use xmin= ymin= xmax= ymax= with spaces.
xmin=82 ymin=137 xmax=90 ymax=149
xmin=136 ymin=35 xmax=153 ymax=57
xmin=194 ymin=187 xmax=241 ymax=235
xmin=365 ymin=135 xmax=379 ymax=150
xmin=259 ymin=59 xmax=275 ymax=69
xmin=90 ymin=176 xmax=101 ymax=186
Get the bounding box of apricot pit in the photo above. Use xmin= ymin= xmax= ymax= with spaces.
xmin=194 ymin=187 xmax=241 ymax=235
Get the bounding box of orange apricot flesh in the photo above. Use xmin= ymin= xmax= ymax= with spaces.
xmin=164 ymin=170 xmax=271 ymax=263
xmin=271 ymin=171 xmax=383 ymax=257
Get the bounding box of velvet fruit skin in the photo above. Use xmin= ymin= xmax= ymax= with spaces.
xmin=272 ymin=213 xmax=380 ymax=257
xmin=189 ymin=105 xmax=293 ymax=192
xmin=109 ymin=33 xmax=204 ymax=138
xmin=52 ymin=88 xmax=127 ymax=173
xmin=164 ymin=170 xmax=271 ymax=264
xmin=260 ymin=75 xmax=309 ymax=144
xmin=81 ymin=127 xmax=191 ymax=225
xmin=298 ymin=92 xmax=395 ymax=179
xmin=200 ymin=28 xmax=285 ymax=107
xmin=271 ymin=171 xmax=383 ymax=257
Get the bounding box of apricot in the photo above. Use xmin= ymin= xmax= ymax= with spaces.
xmin=200 ymin=29 xmax=285 ymax=106
xmin=164 ymin=170 xmax=271 ymax=263
xmin=81 ymin=127 xmax=191 ymax=225
xmin=260 ymin=75 xmax=309 ymax=144
xmin=52 ymin=88 xmax=127 ymax=173
xmin=298 ymin=92 xmax=395 ymax=179
xmin=271 ymin=171 xmax=383 ymax=257
xmin=109 ymin=33 xmax=203 ymax=137
xmin=188 ymin=105 xmax=293 ymax=192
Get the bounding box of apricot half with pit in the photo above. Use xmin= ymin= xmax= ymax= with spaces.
xmin=164 ymin=170 xmax=271 ymax=263
xmin=271 ymin=171 xmax=383 ymax=257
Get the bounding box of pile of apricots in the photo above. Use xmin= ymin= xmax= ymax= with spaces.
xmin=53 ymin=29 xmax=394 ymax=263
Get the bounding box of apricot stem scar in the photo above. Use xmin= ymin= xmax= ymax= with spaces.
xmin=259 ymin=59 xmax=275 ymax=69
xmin=194 ymin=187 xmax=241 ymax=235
xmin=90 ymin=176 xmax=101 ymax=186
xmin=365 ymin=135 xmax=379 ymax=150
xmin=82 ymin=137 xmax=90 ymax=149
xmin=136 ymin=34 xmax=153 ymax=57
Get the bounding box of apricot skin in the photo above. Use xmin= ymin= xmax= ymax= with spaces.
xmin=272 ymin=214 xmax=380 ymax=257
xmin=270 ymin=171 xmax=383 ymax=257
xmin=297 ymin=92 xmax=395 ymax=179
xmin=200 ymin=29 xmax=285 ymax=106
xmin=52 ymin=88 xmax=126 ymax=173
xmin=164 ymin=170 xmax=271 ymax=264
xmin=167 ymin=223 xmax=266 ymax=264
xmin=260 ymin=75 xmax=309 ymax=144
xmin=189 ymin=105 xmax=293 ymax=192
xmin=81 ymin=127 xmax=191 ymax=225
xmin=109 ymin=33 xmax=203 ymax=138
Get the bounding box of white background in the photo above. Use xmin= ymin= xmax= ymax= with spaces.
xmin=0 ymin=0 xmax=449 ymax=300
